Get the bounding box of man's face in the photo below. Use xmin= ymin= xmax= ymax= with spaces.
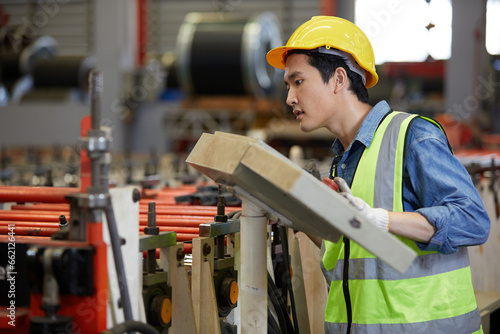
xmin=284 ymin=53 xmax=336 ymax=133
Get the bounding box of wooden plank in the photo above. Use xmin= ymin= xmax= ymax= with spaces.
xmin=160 ymin=243 xmax=197 ymax=334
xmin=475 ymin=291 xmax=500 ymax=318
xmin=296 ymin=232 xmax=327 ymax=334
xmin=475 ymin=290 xmax=500 ymax=333
xmin=191 ymin=237 xmax=220 ymax=334
xmin=291 ymin=235 xmax=311 ymax=334
xmin=469 ymin=178 xmax=500 ymax=292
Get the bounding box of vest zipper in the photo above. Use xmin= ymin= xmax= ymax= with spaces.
xmin=343 ymin=236 xmax=352 ymax=334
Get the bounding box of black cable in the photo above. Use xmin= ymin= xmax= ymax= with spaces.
xmin=268 ymin=308 xmax=281 ymax=334
xmin=108 ymin=320 xmax=159 ymax=334
xmin=343 ymin=237 xmax=352 ymax=334
xmin=105 ymin=206 xmax=134 ymax=322
xmin=331 ymin=162 xmax=352 ymax=334
xmin=271 ymin=243 xmax=295 ymax=334
xmin=278 ymin=226 xmax=299 ymax=334
xmin=268 ymin=324 xmax=279 ymax=334
xmin=268 ymin=271 xmax=289 ymax=334
xmin=226 ymin=210 xmax=241 ymax=219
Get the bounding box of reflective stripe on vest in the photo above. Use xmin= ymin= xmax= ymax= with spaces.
xmin=323 ymin=111 xmax=482 ymax=333
xmin=325 ymin=309 xmax=483 ymax=334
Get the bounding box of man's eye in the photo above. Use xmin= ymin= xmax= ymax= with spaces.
xmin=295 ymin=79 xmax=303 ymax=85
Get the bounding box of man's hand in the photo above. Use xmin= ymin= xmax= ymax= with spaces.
xmin=333 ymin=177 xmax=390 ymax=231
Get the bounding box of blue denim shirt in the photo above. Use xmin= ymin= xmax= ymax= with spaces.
xmin=331 ymin=100 xmax=490 ymax=254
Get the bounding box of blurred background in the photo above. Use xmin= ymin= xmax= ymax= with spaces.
xmin=2 ymin=2 xmax=500 ymax=333
xmin=0 ymin=0 xmax=498 ymax=186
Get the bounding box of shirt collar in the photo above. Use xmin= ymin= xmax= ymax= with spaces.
xmin=331 ymin=100 xmax=392 ymax=155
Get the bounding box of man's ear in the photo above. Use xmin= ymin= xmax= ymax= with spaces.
xmin=333 ymin=67 xmax=348 ymax=94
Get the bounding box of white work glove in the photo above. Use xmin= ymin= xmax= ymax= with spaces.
xmin=333 ymin=177 xmax=390 ymax=231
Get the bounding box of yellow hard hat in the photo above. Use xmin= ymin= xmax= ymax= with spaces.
xmin=266 ymin=16 xmax=378 ymax=88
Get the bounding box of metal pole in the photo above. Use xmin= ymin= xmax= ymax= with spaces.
xmin=89 ymin=70 xmax=103 ymax=189
xmin=239 ymin=198 xmax=267 ymax=333
xmin=105 ymin=205 xmax=134 ymax=322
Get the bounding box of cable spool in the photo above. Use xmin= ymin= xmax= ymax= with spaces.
xmin=177 ymin=12 xmax=283 ymax=97
xmin=0 ymin=83 xmax=9 ymax=105
xmin=32 ymin=55 xmax=96 ymax=92
xmin=0 ymin=34 xmax=58 ymax=84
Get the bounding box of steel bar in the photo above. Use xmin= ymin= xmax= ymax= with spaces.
xmin=105 ymin=205 xmax=134 ymax=322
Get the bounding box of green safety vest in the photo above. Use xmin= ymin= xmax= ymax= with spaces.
xmin=322 ymin=111 xmax=482 ymax=334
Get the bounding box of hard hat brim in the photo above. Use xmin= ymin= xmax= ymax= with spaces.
xmin=266 ymin=46 xmax=305 ymax=70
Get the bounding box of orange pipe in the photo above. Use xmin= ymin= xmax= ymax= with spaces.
xmin=139 ymin=198 xmax=177 ymax=205
xmin=11 ymin=203 xmax=70 ymax=211
xmin=137 ymin=0 xmax=148 ymax=66
xmin=0 ymin=220 xmax=203 ymax=231
xmin=0 ymin=223 xmax=199 ymax=242
xmin=0 ymin=221 xmax=59 ymax=228
xmin=0 ymin=234 xmax=51 ymax=242
xmin=139 ymin=217 xmax=209 ymax=227
xmin=143 ymin=187 xmax=198 ymax=196
xmin=0 ymin=226 xmax=58 ymax=236
xmin=141 ymin=208 xmax=219 ymax=216
xmin=80 ymin=115 xmax=91 ymax=192
xmin=140 ymin=214 xmax=211 ymax=221
xmin=0 ymin=213 xmax=212 ymax=224
xmin=7 ymin=209 xmax=70 ymax=216
xmin=141 ymin=226 xmax=199 ymax=234
xmin=9 ymin=204 xmax=234 ymax=218
xmin=0 ymin=219 xmax=201 ymax=233
xmin=320 ymin=0 xmax=336 ymax=15
xmin=10 ymin=203 xmax=241 ymax=218
xmin=0 ymin=212 xmax=62 ymax=222
xmin=86 ymin=219 xmax=108 ymax=331
xmin=139 ymin=232 xmax=198 ymax=242
xmin=0 ymin=186 xmax=78 ymax=203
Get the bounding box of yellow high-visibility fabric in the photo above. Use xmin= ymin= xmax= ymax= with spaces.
xmin=323 ymin=112 xmax=481 ymax=333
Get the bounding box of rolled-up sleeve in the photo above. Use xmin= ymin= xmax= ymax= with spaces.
xmin=404 ymin=119 xmax=490 ymax=254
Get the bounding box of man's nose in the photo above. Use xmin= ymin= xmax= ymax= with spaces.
xmin=286 ymin=88 xmax=297 ymax=107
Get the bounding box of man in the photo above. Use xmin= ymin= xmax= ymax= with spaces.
xmin=266 ymin=16 xmax=490 ymax=333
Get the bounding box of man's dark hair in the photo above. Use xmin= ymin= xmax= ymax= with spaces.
xmin=285 ymin=49 xmax=370 ymax=104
